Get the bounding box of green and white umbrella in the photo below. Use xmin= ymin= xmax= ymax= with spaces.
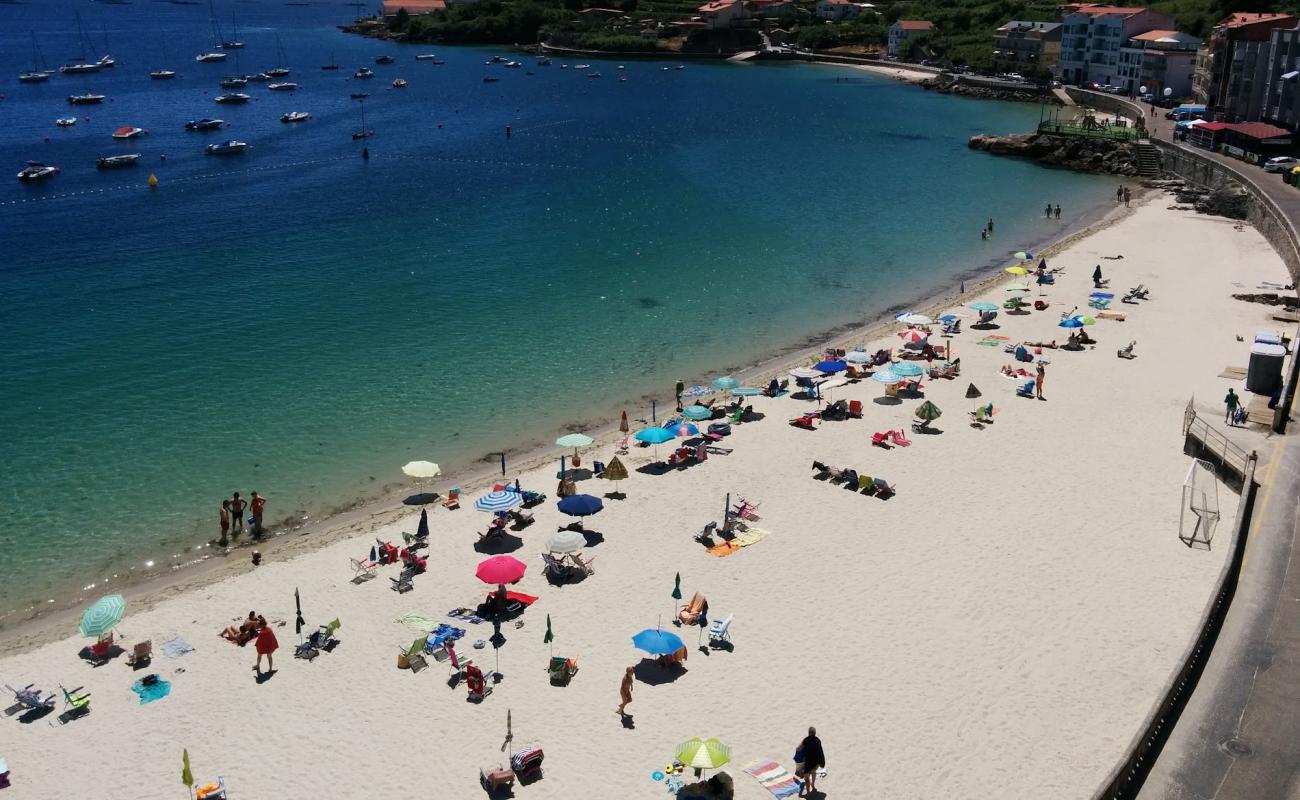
xmin=676 ymin=738 xmax=732 ymax=770
xmin=79 ymin=594 xmax=125 ymax=638
xmin=915 ymin=400 xmax=942 ymax=421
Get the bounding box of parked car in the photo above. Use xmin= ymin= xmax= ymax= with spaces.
xmin=1263 ymin=156 xmax=1300 ymax=173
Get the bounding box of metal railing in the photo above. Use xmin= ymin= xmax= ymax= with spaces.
xmin=1182 ymin=397 xmax=1253 ymax=483
xmin=1037 ymin=120 xmax=1142 ymax=141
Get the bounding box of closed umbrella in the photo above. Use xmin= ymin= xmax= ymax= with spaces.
xmin=475 ymin=490 xmax=522 ymax=513
xmin=182 ymin=749 xmax=193 ymax=793
xmin=402 ymin=460 xmax=441 ymax=479
xmin=544 ymin=614 xmax=554 ymax=656
xmin=619 ymin=410 xmax=629 ymax=433
xmin=891 ymin=362 xmax=924 ymax=378
xmin=294 ymin=587 xmax=305 ymax=636
xmin=632 ymin=628 xmax=684 ymax=655
xmin=712 ymin=376 xmax=739 ymax=391
xmin=681 ymin=405 xmax=712 ymax=421
xmin=814 ymin=360 xmax=846 ymax=374
xmin=546 ymin=528 xmax=586 ymax=554
xmin=676 ymin=738 xmax=732 ymax=772
xmin=79 ymin=594 xmax=125 ymax=638
xmin=417 ymin=508 xmax=430 ymax=540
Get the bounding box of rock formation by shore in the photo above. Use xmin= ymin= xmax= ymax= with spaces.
xmin=969 ymin=132 xmax=1141 ymax=176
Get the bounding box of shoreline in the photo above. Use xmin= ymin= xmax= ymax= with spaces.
xmin=0 ymin=184 xmax=1138 ymax=653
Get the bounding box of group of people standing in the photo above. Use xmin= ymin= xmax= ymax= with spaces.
xmin=1044 ymin=204 xmax=1062 ymax=219
xmin=218 ymin=490 xmax=267 ymax=545
xmin=1117 ymin=184 xmax=1132 ymax=206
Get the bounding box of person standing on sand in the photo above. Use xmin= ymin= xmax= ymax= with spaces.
xmin=1093 ymin=265 xmax=1104 ymax=288
xmin=675 ymin=380 xmax=684 ymax=412
xmin=254 ymin=622 xmax=278 ymax=674
xmin=617 ymin=666 xmax=634 ymax=715
xmin=797 ymin=727 xmax=825 ymax=797
xmin=1117 ymin=185 xmax=1124 ymax=203
xmin=1225 ymin=388 xmax=1240 ymax=424
xmin=250 ymin=491 xmax=266 ymax=537
xmin=229 ymin=492 xmax=247 ymax=537
xmin=981 ymin=228 xmax=988 ymax=240
xmin=1036 ymin=362 xmax=1046 ymax=400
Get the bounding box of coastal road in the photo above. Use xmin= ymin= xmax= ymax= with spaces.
xmin=1097 ymin=91 xmax=1300 ymax=800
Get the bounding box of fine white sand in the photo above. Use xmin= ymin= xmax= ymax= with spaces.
xmin=0 ymin=198 xmax=1288 ymax=799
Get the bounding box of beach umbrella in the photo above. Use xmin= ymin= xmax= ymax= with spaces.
xmin=1076 ymin=315 xmax=1097 ymax=326
xmin=632 ymin=628 xmax=684 ymax=655
xmin=891 ymin=362 xmax=924 ymax=378
xmin=676 ymin=738 xmax=732 ymax=772
xmin=870 ymin=370 xmax=902 ymax=385
xmin=790 ymin=367 xmax=821 ymax=380
xmin=558 ymin=493 xmax=604 ymax=518
xmin=915 ymin=400 xmax=942 ymax=421
xmin=665 ymin=421 xmax=698 ymax=438
xmin=294 ymin=587 xmax=305 ymax=636
xmin=682 ymin=405 xmax=712 ymax=421
xmin=965 ymin=383 xmax=982 ymax=399
xmin=1013 ymin=250 xmax=1034 ymax=260
xmin=556 ymin=433 xmax=593 ymax=464
xmin=79 ymin=594 xmax=125 ymax=638
xmin=402 ymin=460 xmax=441 ymax=479
xmin=814 ymin=360 xmax=847 ymax=374
xmin=476 ymin=555 xmax=527 ymax=585
xmin=545 ymin=528 xmax=586 ymax=554
xmin=970 ymin=301 xmax=999 ymax=312
xmin=899 ymin=313 xmax=933 ymax=326
xmin=619 ymin=410 xmax=629 ymax=433
xmin=635 ymin=426 xmax=674 ymax=445
xmin=844 ymin=350 xmax=873 ymax=364
xmin=712 ymin=376 xmax=739 ymax=391
xmin=730 ymin=387 xmax=762 ymax=397
xmin=603 ymin=455 xmax=629 ymax=492
xmin=899 ymin=329 xmax=928 ymax=346
xmin=475 ymin=489 xmax=522 ymax=513
xmin=1005 ymin=266 xmax=1030 ymax=276
xmin=1058 ymin=316 xmax=1084 ymax=328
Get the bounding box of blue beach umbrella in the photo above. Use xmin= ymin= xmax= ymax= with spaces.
xmin=730 ymin=387 xmax=762 ymax=397
xmin=970 ymin=301 xmax=999 ymax=312
xmin=871 ymin=370 xmax=903 ymax=385
xmin=79 ymin=594 xmax=126 ymax=638
xmin=681 ymin=405 xmax=712 ymax=421
xmin=814 ymin=360 xmax=847 ymax=374
xmin=712 ymin=376 xmax=739 ymax=391
xmin=1058 ymin=316 xmax=1084 ymax=328
xmin=475 ymin=490 xmax=522 ymax=513
xmin=891 ymin=362 xmax=924 ymax=377
xmin=635 ymin=427 xmax=675 ymax=445
xmin=665 ymin=421 xmax=699 ymax=437
xmin=632 ymin=628 xmax=684 ymax=655
xmin=557 ymin=493 xmax=604 ymax=517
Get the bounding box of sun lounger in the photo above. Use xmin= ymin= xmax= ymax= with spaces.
xmin=1088 ymin=297 xmax=1111 ymax=310
xmin=694 ymin=520 xmax=718 ymax=543
xmin=975 ymin=309 xmax=999 ymax=327
xmin=872 ymin=432 xmax=892 ymax=448
xmin=195 ymin=777 xmax=228 ymax=800
xmin=811 ymin=460 xmax=831 ymax=479
xmin=789 ymin=412 xmax=818 ymax=430
xmin=678 ymin=592 xmax=707 ymax=625
xmin=547 ymin=655 xmax=579 ymax=685
xmin=390 ymin=566 xmax=416 ymax=594
xmin=615 ymin=436 xmax=629 ymax=454
xmin=58 ymin=685 xmax=90 ymax=721
xmin=127 ymin=639 xmax=152 ymax=668
xmin=733 ymin=498 xmax=760 ymax=520
xmin=825 ymin=465 xmax=846 ymax=483
xmin=568 ymin=552 xmax=595 ymax=575
xmin=6 ymin=684 xmax=53 ymax=712
xmin=442 ymin=488 xmax=461 ymax=510
xmin=858 ymin=474 xmax=875 ymax=494
xmin=873 ymin=478 xmax=896 ymax=499
xmin=540 ymin=552 xmax=576 ymax=581
xmin=1118 ymin=341 xmax=1136 ymax=359
xmin=890 ymin=429 xmax=912 ymax=447
xmin=401 ymin=532 xmax=428 ymax=552
xmin=466 ymin=664 xmax=493 ymax=702
xmin=708 ymin=614 xmax=733 ymax=647
xmin=350 ymin=556 xmax=378 ymax=583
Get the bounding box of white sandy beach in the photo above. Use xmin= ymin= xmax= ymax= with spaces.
xmin=0 ymin=197 xmax=1289 ymax=800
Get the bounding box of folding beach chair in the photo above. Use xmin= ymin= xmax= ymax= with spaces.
xmin=481 ymin=765 xmax=515 ymax=793
xmin=58 ymin=685 xmax=90 ymax=722
xmin=350 ymin=556 xmax=378 ymax=583
xmin=466 ymin=664 xmax=493 ymax=702
xmin=195 ymin=777 xmax=228 ymax=800
xmin=567 ymin=552 xmax=595 ymax=576
xmin=442 ymin=488 xmax=461 ymax=510
xmin=678 ymin=593 xmax=707 ymax=625
xmin=390 ymin=566 xmax=415 ymax=594
xmin=890 ymin=429 xmax=912 ymax=447
xmin=127 ymin=639 xmax=152 ymax=668
xmin=400 ymin=637 xmax=429 ymax=673
xmin=708 ymin=614 xmax=733 ymax=647
xmin=540 ymin=552 xmax=576 ymax=581
xmin=6 ymin=684 xmax=53 ymax=711
xmin=848 ymin=400 xmax=863 ymax=418
xmin=694 ymin=520 xmax=718 ymax=543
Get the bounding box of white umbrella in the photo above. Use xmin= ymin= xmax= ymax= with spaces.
xmin=790 ymin=367 xmax=821 ymax=379
xmin=820 ymin=376 xmax=849 ymax=391
xmin=899 ymin=313 xmax=933 ymax=326
xmin=545 ymin=528 xmax=586 ymax=554
xmin=844 ymin=351 xmax=873 ymax=364
xmin=402 ymin=460 xmax=442 ymax=479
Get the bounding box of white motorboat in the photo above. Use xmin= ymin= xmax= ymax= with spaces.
xmin=97 ymin=55 xmax=115 ymax=69
xmin=197 ymin=52 xmax=228 ymax=63
xmin=97 ymin=153 xmax=140 ymax=169
xmin=246 ymin=72 xmax=272 ymax=82
xmin=267 ymin=82 xmax=298 ymax=91
xmin=56 ymin=117 xmax=77 ymax=127
xmin=150 ymin=69 xmax=177 ymax=80
xmin=214 ymin=92 xmax=250 ymax=104
xmin=61 ymin=62 xmax=101 ymax=74
xmin=186 ymin=118 xmax=224 ymax=131
xmin=575 ymin=64 xmax=591 ymax=69
xmin=112 ymin=126 xmax=148 ymax=139
xmin=19 ymin=71 xmax=51 ymax=83
xmin=354 ymin=67 xmax=374 ymax=79
xmin=392 ymin=78 xmax=406 ymax=88
xmin=17 ymin=162 xmax=60 ymax=182
xmin=68 ymin=93 xmax=105 ymax=105
xmin=205 ymin=139 xmax=248 ymax=155
xmin=220 ymin=76 xmax=247 ymax=88
xmin=415 ymin=53 xmax=437 ymax=61
xmin=280 ymin=111 xmax=310 ymax=123
xmin=504 ymin=61 xmax=521 ymax=68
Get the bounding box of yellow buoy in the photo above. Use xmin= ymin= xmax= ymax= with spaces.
xmin=148 ymin=173 xmax=158 ymax=189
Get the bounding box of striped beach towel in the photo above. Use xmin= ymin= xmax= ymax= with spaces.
xmin=743 ymin=759 xmax=801 ymax=798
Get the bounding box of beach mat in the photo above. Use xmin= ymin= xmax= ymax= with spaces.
xmin=976 ymin=334 xmax=1010 ymax=346
xmin=743 ymin=759 xmax=801 ymax=798
xmin=707 ymin=528 xmax=770 ymax=557
xmin=1218 ymin=366 xmax=1248 ymax=380
xmin=160 ymin=637 xmax=194 ymax=659
xmin=1097 ymin=311 xmax=1126 ymax=321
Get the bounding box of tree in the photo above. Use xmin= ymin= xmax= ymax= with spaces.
xmin=393 ymin=7 xmax=411 ymax=30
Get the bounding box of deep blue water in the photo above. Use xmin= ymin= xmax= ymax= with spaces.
xmin=0 ymin=0 xmax=1115 ymax=616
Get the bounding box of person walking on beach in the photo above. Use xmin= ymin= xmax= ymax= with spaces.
xmin=254 ymin=622 xmax=278 ymax=675
xmin=1225 ymin=388 xmax=1240 ymax=424
xmin=1036 ymin=362 xmax=1046 ymax=400
xmin=1054 ymin=204 xmax=1061 ymax=219
xmin=1117 ymin=184 xmax=1124 ymax=203
xmin=250 ymin=491 xmax=266 ymax=537
xmin=675 ymin=380 xmax=684 ymax=412
xmin=219 ymin=500 xmax=231 ymax=546
xmin=796 ymin=727 xmax=825 ymax=797
xmin=617 ymin=666 xmax=634 ymax=715
xmin=229 ymin=492 xmax=247 ymax=537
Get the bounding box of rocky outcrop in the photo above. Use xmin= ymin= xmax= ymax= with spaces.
xmin=924 ymin=79 xmax=1054 ymax=105
xmin=1145 ymin=177 xmax=1251 ymax=219
xmin=968 ymin=132 xmax=1142 ymax=175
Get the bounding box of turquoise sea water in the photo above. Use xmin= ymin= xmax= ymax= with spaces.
xmin=0 ymin=0 xmax=1115 ymax=617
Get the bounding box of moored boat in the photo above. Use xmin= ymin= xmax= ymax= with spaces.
xmin=205 ymin=139 xmax=248 ymax=155
xmin=267 ymin=82 xmax=298 ymax=91
xmin=61 ymin=62 xmax=101 ymax=74
xmin=112 ymin=126 xmax=148 ymax=139
xmin=150 ymin=69 xmax=177 ymax=80
xmin=97 ymin=153 xmax=140 ymax=169
xmin=415 ymin=53 xmax=437 ymax=61
xmin=196 ymin=52 xmax=227 ymax=63
xmin=354 ymin=67 xmax=374 ymax=79
xmin=393 ymin=78 xmax=407 ymax=88
xmin=17 ymin=162 xmax=60 ymax=182
xmin=280 ymin=111 xmax=310 ymax=123
xmin=220 ymin=75 xmax=247 ymax=88
xmin=56 ymin=117 xmax=77 ymax=127
xmin=68 ymin=93 xmax=105 ymax=105
xmin=374 ymin=54 xmax=394 ymax=65
xmin=537 ymin=56 xmax=552 ymax=66
xmin=20 ymin=71 xmax=51 ymax=83
xmin=185 ymin=117 xmax=224 ymax=131
xmin=483 ymin=76 xmax=499 ymax=83
xmin=215 ymin=92 xmax=250 ymax=104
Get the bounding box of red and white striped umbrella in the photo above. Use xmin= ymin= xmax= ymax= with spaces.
xmin=898 ymin=329 xmax=929 ymax=345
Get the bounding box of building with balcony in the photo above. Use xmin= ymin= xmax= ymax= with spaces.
xmin=992 ymin=20 xmax=1063 ymax=76
xmin=1115 ymin=30 xmax=1199 ymax=96
xmin=1193 ymin=12 xmax=1297 ymax=121
xmin=1057 ymin=4 xmax=1176 ymax=87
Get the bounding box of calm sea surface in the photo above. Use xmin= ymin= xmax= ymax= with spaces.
xmin=0 ymin=0 xmax=1115 ymax=616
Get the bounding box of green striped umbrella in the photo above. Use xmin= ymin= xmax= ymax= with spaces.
xmin=915 ymin=400 xmax=943 ymax=421
xmin=676 ymin=738 xmax=732 ymax=770
xmin=79 ymin=594 xmax=125 ymax=638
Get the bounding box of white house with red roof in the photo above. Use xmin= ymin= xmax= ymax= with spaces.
xmin=888 ymin=20 xmax=933 ymax=57
xmin=1057 ymin=5 xmax=1176 ymax=86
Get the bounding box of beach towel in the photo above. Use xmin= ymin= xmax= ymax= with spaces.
xmin=503 ymin=591 xmax=538 ymax=605
xmin=161 ymin=637 xmax=194 ymax=658
xmin=395 ymin=613 xmax=444 ymax=632
xmin=731 ymin=528 xmax=770 ymax=547
xmin=707 ymin=541 xmax=741 ymax=558
xmin=130 ymin=675 xmax=172 ymax=705
xmin=743 ymin=759 xmax=801 ymax=798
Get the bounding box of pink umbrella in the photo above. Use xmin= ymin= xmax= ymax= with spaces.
xmin=476 ymin=555 xmax=528 ymax=613
xmin=898 ymin=329 xmax=928 ymax=345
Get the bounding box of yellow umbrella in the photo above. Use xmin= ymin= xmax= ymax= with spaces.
xmin=1005 ymin=266 xmax=1029 ymax=276
xmin=676 ymin=738 xmax=732 ymax=770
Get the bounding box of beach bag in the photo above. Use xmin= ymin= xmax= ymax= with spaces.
xmin=793 ymin=747 xmax=805 ymax=775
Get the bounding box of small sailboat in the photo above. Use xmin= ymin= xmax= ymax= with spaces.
xmin=322 ymin=52 xmax=339 ymax=71
xmin=97 ymin=25 xmax=115 ymax=68
xmin=220 ymin=9 xmax=244 ymax=49
xmin=351 ymin=98 xmax=374 ymax=140
xmin=214 ymin=92 xmax=250 ymax=104
xmin=185 ymin=118 xmax=224 ymax=131
xmin=111 ymin=126 xmax=148 ymax=139
xmin=205 ymin=140 xmax=248 ymax=155
xmin=97 ymin=153 xmax=141 ymax=169
xmin=20 ymin=33 xmax=52 ymax=83
xmin=265 ymin=35 xmax=290 ymax=77
xmin=17 ymin=162 xmax=60 ymax=182
xmin=280 ymin=111 xmax=310 ymax=123
xmin=61 ymin=13 xmax=103 ymax=73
